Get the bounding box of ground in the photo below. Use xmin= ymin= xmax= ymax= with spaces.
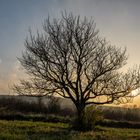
xmin=0 ymin=120 xmax=140 ymax=140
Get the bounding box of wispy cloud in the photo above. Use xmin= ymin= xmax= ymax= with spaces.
xmin=0 ymin=61 xmax=27 ymax=94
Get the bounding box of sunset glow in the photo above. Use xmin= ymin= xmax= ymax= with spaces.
xmin=0 ymin=0 xmax=140 ymax=105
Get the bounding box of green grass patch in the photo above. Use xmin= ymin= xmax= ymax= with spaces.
xmin=0 ymin=120 xmax=140 ymax=140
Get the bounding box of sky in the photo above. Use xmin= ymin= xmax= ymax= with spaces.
xmin=0 ymin=0 xmax=140 ymax=105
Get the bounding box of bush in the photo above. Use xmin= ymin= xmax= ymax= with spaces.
xmin=73 ymin=105 xmax=103 ymax=131
xmin=60 ymin=107 xmax=75 ymax=117
xmin=0 ymin=97 xmax=47 ymax=114
xmin=82 ymin=106 xmax=103 ymax=130
xmin=101 ymin=106 xmax=140 ymax=122
xmin=47 ymin=97 xmax=61 ymax=114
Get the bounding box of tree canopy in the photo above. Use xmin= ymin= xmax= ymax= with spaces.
xmin=13 ymin=12 xmax=140 ymax=130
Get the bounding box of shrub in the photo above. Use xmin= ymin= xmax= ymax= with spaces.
xmin=47 ymin=97 xmax=61 ymax=114
xmin=73 ymin=105 xmax=103 ymax=131
xmin=82 ymin=106 xmax=103 ymax=130
xmin=60 ymin=107 xmax=75 ymax=117
xmin=0 ymin=97 xmax=47 ymax=114
xmin=101 ymin=106 xmax=140 ymax=122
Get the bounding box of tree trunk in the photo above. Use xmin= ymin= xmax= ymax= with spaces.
xmin=75 ymin=105 xmax=85 ymax=130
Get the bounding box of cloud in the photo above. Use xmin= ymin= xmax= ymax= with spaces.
xmin=0 ymin=61 xmax=28 ymax=95
xmin=8 ymin=61 xmax=28 ymax=83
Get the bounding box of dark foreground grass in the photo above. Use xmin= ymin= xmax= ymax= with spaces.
xmin=0 ymin=120 xmax=140 ymax=140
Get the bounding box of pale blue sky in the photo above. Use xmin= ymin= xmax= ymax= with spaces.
xmin=0 ymin=0 xmax=140 ymax=99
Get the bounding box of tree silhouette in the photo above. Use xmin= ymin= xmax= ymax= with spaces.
xmin=13 ymin=12 xmax=140 ymax=130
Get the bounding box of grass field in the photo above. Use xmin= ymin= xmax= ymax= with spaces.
xmin=0 ymin=120 xmax=140 ymax=140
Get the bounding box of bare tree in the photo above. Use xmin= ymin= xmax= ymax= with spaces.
xmin=13 ymin=12 xmax=140 ymax=129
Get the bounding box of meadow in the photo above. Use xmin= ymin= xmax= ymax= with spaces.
xmin=0 ymin=120 xmax=140 ymax=140
xmin=1 ymin=96 xmax=140 ymax=139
